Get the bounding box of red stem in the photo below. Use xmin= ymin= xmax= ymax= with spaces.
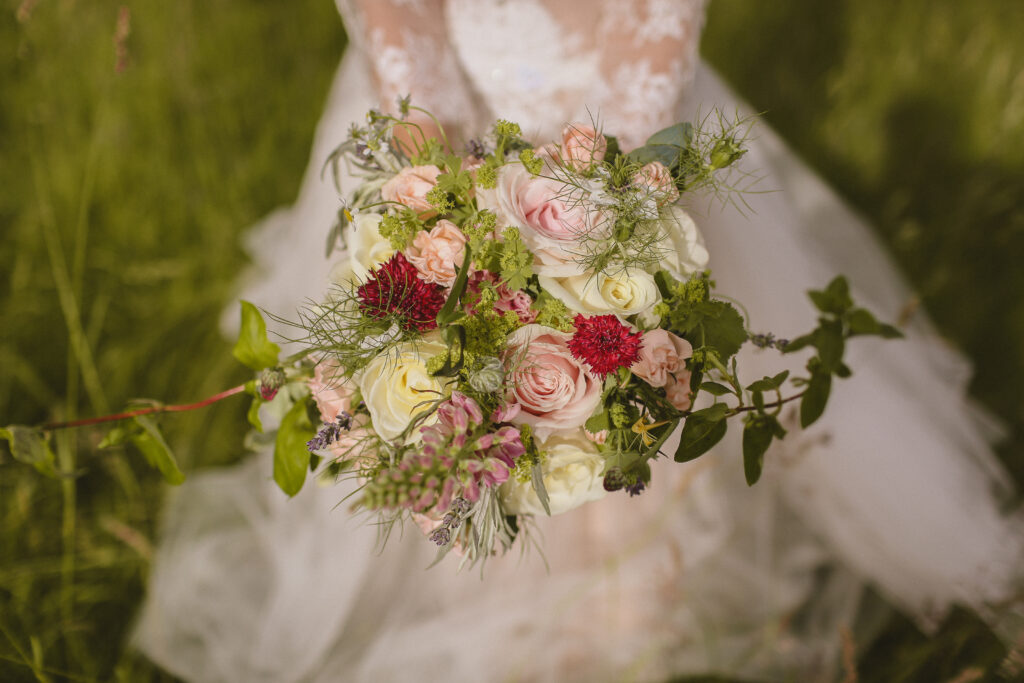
xmin=41 ymin=384 xmax=247 ymax=431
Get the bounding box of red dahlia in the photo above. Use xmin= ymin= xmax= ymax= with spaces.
xmin=567 ymin=314 xmax=643 ymax=379
xmin=357 ymin=252 xmax=446 ymax=332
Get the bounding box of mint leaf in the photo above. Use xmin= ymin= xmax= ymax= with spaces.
xmin=233 ymin=301 xmax=281 ymax=370
xmin=274 ymin=397 xmax=316 ymax=496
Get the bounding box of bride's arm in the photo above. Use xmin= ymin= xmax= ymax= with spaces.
xmin=338 ymin=0 xmax=481 ymax=146
xmin=595 ymin=0 xmax=707 ymax=149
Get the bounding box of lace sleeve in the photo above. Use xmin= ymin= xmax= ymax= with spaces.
xmin=338 ymin=0 xmax=482 ymax=135
xmin=596 ymin=0 xmax=707 ymax=149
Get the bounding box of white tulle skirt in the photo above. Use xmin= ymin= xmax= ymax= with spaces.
xmin=132 ymin=49 xmax=1024 ymax=683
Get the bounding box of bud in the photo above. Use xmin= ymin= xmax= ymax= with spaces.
xmin=257 ymin=367 xmax=286 ymax=401
xmin=708 ymin=137 xmax=745 ymax=170
xmin=468 ymin=356 xmax=504 ymax=393
xmin=603 ymin=467 xmax=626 ymax=492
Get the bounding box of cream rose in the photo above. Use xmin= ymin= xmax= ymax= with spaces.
xmin=500 ymin=430 xmax=607 ymax=516
xmin=405 ymin=219 xmax=467 ymax=286
xmin=479 ymin=164 xmax=605 ymax=275
xmin=631 ymin=329 xmax=693 ymax=388
xmin=657 ymin=206 xmax=710 ymax=279
xmin=357 ymin=338 xmax=448 ymax=441
xmin=504 ymin=324 xmax=602 ymax=441
xmin=381 ymin=165 xmax=441 ymax=215
xmin=339 ymin=213 xmax=395 ymax=282
xmin=538 ymin=267 xmax=661 ymax=318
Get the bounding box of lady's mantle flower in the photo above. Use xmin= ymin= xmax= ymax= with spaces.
xmin=356 ymin=252 xmax=446 ymax=332
xmin=566 ymin=314 xmax=643 ymax=379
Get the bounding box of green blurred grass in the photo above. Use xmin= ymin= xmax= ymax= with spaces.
xmin=1 ymin=0 xmax=1022 ymax=681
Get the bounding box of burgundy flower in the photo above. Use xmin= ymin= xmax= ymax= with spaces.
xmin=357 ymin=252 xmax=447 ymax=332
xmin=567 ymin=314 xmax=643 ymax=379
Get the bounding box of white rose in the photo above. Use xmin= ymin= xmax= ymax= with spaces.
xmin=538 ymin=267 xmax=661 ymax=318
xmin=357 ymin=337 xmax=447 ymax=441
xmin=656 ymin=206 xmax=710 ymax=280
xmin=500 ymin=430 xmax=607 ymax=516
xmin=345 ymin=213 xmax=395 ymax=282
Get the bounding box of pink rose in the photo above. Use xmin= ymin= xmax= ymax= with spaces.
xmin=631 ymin=329 xmax=692 ymax=388
xmin=633 ymin=161 xmax=680 ymax=206
xmin=484 ymin=164 xmax=605 ymax=273
xmin=504 ymin=324 xmax=603 ymax=440
xmin=381 ymin=165 xmax=441 ymax=216
xmin=406 ymin=219 xmax=467 ymax=286
xmin=665 ymin=374 xmax=693 ymax=412
xmin=466 ymin=270 xmax=537 ymax=324
xmin=560 ymin=124 xmax=607 ymax=170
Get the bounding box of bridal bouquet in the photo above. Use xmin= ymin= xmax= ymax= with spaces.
xmin=4 ymin=101 xmax=899 ymax=567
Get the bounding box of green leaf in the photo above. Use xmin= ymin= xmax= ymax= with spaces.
xmin=696 ymin=301 xmax=748 ymax=360
xmin=746 ymin=370 xmax=790 ymax=393
xmin=645 ymin=122 xmax=694 ymax=149
xmin=585 ymin=410 xmax=610 ymax=434
xmin=131 ymin=416 xmax=185 ymax=485
xmin=274 ymin=397 xmax=316 ymax=496
xmin=742 ymin=417 xmax=776 ymax=486
xmin=808 ymin=276 xmax=853 ymax=315
xmin=531 ymin=462 xmax=551 ymax=516
xmin=1 ymin=425 xmax=58 ymax=477
xmin=626 ymin=144 xmax=680 ymax=168
xmin=699 ymin=381 xmax=733 ymax=396
xmin=233 ymin=301 xmax=281 ymax=370
xmin=675 ymin=405 xmax=729 ymax=462
xmin=98 ymin=423 xmax=140 ymax=449
xmin=247 ymin=398 xmax=264 ymax=432
xmin=800 ymin=371 xmax=832 ymax=428
xmin=782 ymin=332 xmax=816 ymax=354
xmin=817 ymin=319 xmax=846 ymax=374
xmin=846 ymin=307 xmax=881 ymax=335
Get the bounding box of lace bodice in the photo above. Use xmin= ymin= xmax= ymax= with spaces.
xmin=338 ymin=0 xmax=706 ymax=148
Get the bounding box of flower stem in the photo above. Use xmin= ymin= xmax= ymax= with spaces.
xmin=40 ymin=384 xmax=248 ymax=431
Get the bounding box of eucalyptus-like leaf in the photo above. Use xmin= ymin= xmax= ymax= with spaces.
xmin=645 ymin=122 xmax=694 ymax=149
xmin=274 ymin=397 xmax=316 ymax=497
xmin=0 ymin=425 xmax=58 ymax=477
xmin=233 ymin=301 xmax=281 ymax=370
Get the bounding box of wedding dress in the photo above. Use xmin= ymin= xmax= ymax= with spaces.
xmin=133 ymin=1 xmax=1024 ymax=681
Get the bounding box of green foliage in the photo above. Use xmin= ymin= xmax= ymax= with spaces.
xmin=674 ymin=404 xmax=730 ymax=462
xmin=0 ymin=426 xmax=58 ymax=477
xmin=130 ymin=415 xmax=185 ymax=485
xmin=658 ymin=271 xmax=749 ymax=362
xmin=498 ymin=227 xmax=534 ymax=291
xmin=378 ymin=209 xmax=425 ymax=250
xmin=232 ymin=301 xmax=282 ymax=370
xmin=273 ymin=396 xmax=317 ymax=497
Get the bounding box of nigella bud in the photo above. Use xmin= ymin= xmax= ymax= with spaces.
xmin=709 ymin=137 xmax=745 ymax=170
xmin=603 ymin=467 xmax=626 ymax=492
xmin=468 ymin=356 xmax=504 ymax=393
xmin=257 ymin=367 xmax=286 ymax=401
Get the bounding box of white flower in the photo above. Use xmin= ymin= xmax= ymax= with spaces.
xmin=656 ymin=206 xmax=710 ymax=279
xmin=345 ymin=213 xmax=395 ymax=282
xmin=357 ymin=337 xmax=447 ymax=441
xmin=538 ymin=267 xmax=661 ymax=318
xmin=500 ymin=430 xmax=607 ymax=516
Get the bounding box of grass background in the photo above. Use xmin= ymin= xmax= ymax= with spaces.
xmin=0 ymin=0 xmax=1021 ymax=680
